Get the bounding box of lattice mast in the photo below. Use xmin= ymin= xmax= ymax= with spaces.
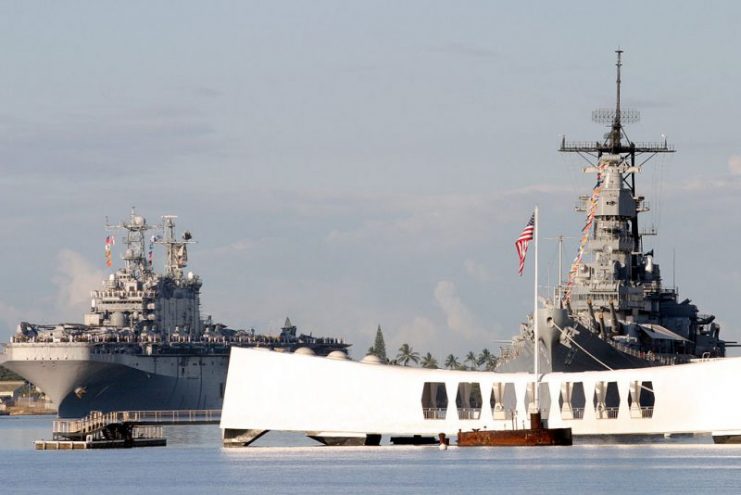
xmin=158 ymin=216 xmax=196 ymax=279
xmin=105 ymin=207 xmax=154 ymax=279
xmin=559 ymin=50 xmax=674 ymax=304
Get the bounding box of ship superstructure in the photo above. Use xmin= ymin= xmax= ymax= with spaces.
xmin=497 ymin=51 xmax=728 ymax=373
xmin=1 ymin=210 xmax=350 ymax=418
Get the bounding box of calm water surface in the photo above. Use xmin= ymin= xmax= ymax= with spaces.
xmin=2 ymin=416 xmax=741 ymax=494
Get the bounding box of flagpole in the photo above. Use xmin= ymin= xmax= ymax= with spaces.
xmin=533 ymin=205 xmax=539 ymax=412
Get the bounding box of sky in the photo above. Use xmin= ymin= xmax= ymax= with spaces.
xmin=1 ymin=1 xmax=740 ymax=361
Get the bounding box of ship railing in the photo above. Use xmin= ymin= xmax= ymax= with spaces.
xmin=572 ymin=408 xmax=585 ymax=419
xmin=422 ymin=408 xmax=447 ymax=420
xmin=53 ymin=409 xmax=222 ymax=437
xmin=611 ymin=341 xmax=691 ymax=366
xmin=132 ymin=425 xmax=164 ymax=439
xmin=117 ymin=409 xmax=221 ymax=424
xmin=595 ymin=407 xmax=619 ymax=419
xmin=456 ymin=408 xmax=481 ymax=420
xmin=629 ymin=406 xmax=654 ymax=419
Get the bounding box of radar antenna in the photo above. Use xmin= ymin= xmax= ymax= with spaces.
xmin=561 ymin=49 xmax=673 ymax=158
xmin=559 ymin=50 xmax=677 ymax=305
xmin=157 ymin=215 xmax=197 ymax=279
xmin=559 ymin=49 xmax=674 ymax=217
xmin=105 ymin=207 xmax=154 ymax=279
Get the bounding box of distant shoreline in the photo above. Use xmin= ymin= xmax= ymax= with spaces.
xmin=1 ymin=406 xmax=57 ymax=416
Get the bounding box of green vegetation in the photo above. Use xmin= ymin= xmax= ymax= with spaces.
xmin=372 ymin=331 xmax=496 ymax=371
xmin=0 ymin=365 xmax=22 ymax=381
xmin=465 ymin=351 xmax=478 ymax=370
xmin=369 ymin=325 xmax=387 ymax=362
xmin=396 ymin=343 xmax=420 ymax=366
xmin=420 ymin=352 xmax=438 ymax=369
xmin=478 ymin=348 xmax=498 ymax=371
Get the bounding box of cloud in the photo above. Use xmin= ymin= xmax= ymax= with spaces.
xmin=434 ymin=280 xmax=485 ymax=340
xmin=0 ymin=300 xmax=23 ymax=336
xmin=324 ymin=193 xmax=511 ymax=251
xmin=192 ymin=86 xmax=223 ymax=98
xmin=204 ymin=239 xmax=256 ymax=257
xmin=52 ymin=250 xmax=105 ymax=319
xmin=393 ymin=316 xmax=439 ymax=356
xmin=323 ymin=186 xmax=574 ymax=250
xmin=464 ymin=259 xmax=491 ymax=282
xmin=729 ymin=155 xmax=741 ymax=176
xmin=665 ymin=176 xmax=741 ymax=194
xmin=431 ymin=42 xmax=499 ymax=60
xmin=0 ymin=107 xmax=218 ymax=179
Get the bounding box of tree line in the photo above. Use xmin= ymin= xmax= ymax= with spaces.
xmin=366 ymin=325 xmax=498 ymax=371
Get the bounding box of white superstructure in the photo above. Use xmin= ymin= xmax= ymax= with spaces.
xmin=221 ymin=348 xmax=741 ymax=443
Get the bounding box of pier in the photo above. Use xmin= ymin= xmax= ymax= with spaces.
xmin=35 ymin=409 xmax=220 ymax=450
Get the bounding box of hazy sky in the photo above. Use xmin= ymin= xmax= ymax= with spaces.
xmin=1 ymin=1 xmax=740 ymax=360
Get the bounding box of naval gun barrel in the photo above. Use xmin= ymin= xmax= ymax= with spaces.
xmin=586 ymin=300 xmax=600 ymax=335
xmin=609 ymin=301 xmax=622 ymax=335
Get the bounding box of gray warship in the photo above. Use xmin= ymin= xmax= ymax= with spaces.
xmin=0 ymin=210 xmax=349 ymax=418
xmin=497 ymin=51 xmax=730 ymax=373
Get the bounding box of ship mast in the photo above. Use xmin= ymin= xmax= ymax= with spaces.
xmin=559 ymin=51 xmax=673 ymax=158
xmin=559 ymin=50 xmax=674 ymax=303
xmin=158 ymin=215 xmax=196 ymax=279
xmin=106 ymin=207 xmax=154 ymax=279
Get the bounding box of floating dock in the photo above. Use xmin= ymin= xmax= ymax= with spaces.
xmin=36 ymin=409 xmax=219 ymax=450
xmin=35 ymin=433 xmax=166 ymax=450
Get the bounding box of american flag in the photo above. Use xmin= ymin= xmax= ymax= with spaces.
xmin=515 ymin=213 xmax=535 ymax=276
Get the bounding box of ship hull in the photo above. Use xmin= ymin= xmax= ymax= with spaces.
xmin=457 ymin=427 xmax=573 ymax=446
xmin=1 ymin=343 xmax=228 ymax=418
xmin=497 ymin=324 xmax=654 ymax=373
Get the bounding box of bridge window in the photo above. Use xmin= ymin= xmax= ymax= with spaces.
xmin=628 ymin=380 xmax=655 ymax=418
xmin=593 ymin=381 xmax=620 ymax=419
xmin=490 ymin=382 xmax=516 ymax=420
xmin=524 ymin=382 xmax=551 ymax=419
xmin=559 ymin=382 xmax=586 ymax=420
xmin=456 ymin=383 xmax=483 ymax=420
xmin=421 ymin=382 xmax=448 ymax=420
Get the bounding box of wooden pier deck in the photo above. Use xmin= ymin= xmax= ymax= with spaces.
xmin=36 ymin=409 xmax=220 ymax=450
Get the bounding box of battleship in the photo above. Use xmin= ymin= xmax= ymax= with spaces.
xmin=217 ymin=53 xmax=741 ymax=447
xmin=497 ymin=51 xmax=730 ymax=374
xmin=0 ymin=210 xmax=350 ymax=418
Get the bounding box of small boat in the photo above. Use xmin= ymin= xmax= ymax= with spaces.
xmin=457 ymin=412 xmax=572 ymax=447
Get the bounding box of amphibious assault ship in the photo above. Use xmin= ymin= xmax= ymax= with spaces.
xmin=497 ymin=51 xmax=730 ymax=373
xmin=0 ymin=210 xmax=349 ymax=418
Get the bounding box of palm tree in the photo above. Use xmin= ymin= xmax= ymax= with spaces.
xmin=444 ymin=354 xmax=460 ymax=370
xmin=478 ymin=348 xmax=498 ymax=371
xmin=483 ymin=355 xmax=498 ymax=371
xmin=465 ymin=351 xmax=478 ymax=370
xmin=396 ymin=343 xmax=420 ymax=367
xmin=478 ymin=348 xmax=492 ymax=367
xmin=421 ymin=352 xmax=438 ymax=369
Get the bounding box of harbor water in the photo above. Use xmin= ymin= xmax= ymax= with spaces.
xmin=2 ymin=416 xmax=741 ymax=494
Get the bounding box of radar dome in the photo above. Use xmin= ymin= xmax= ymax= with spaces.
xmin=327 ymin=350 xmax=349 ymax=360
xmin=360 ymin=354 xmax=383 ymax=365
xmin=294 ymin=347 xmax=316 ymax=356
